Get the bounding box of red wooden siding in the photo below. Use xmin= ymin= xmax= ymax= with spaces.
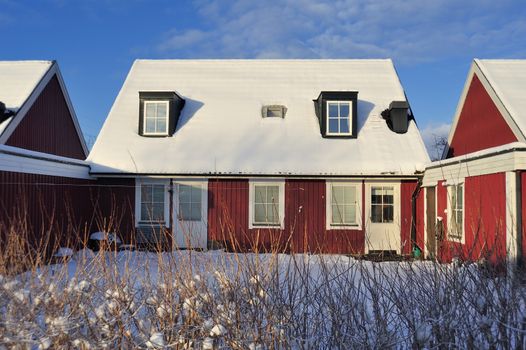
xmin=437 ymin=174 xmax=506 ymax=264
xmin=6 ymin=75 xmax=86 ymax=160
xmin=447 ymin=74 xmax=517 ymax=158
xmin=0 ymin=170 xmax=95 ymax=256
xmin=400 ymin=181 xmax=417 ymax=255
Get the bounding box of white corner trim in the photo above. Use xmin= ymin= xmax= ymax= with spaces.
xmin=0 ymin=62 xmax=89 ymax=157
xmin=505 ymin=172 xmax=518 ymax=262
xmin=248 ymin=178 xmax=285 ymax=229
xmin=325 ymin=180 xmax=363 ymax=230
xmin=135 ymin=177 xmax=170 ymax=227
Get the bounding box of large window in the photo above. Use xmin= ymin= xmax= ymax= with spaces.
xmin=371 ymin=186 xmax=394 ymax=223
xmin=327 ymin=101 xmax=351 ymax=135
xmin=140 ymin=183 xmax=166 ymax=223
xmin=330 ymin=185 xmax=357 ymax=225
xmin=449 ymin=184 xmax=464 ymax=241
xmin=178 ymin=184 xmax=202 ymax=221
xmin=143 ymin=101 xmax=169 ymax=135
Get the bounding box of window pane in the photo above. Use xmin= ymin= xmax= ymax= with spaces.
xmin=191 ymin=203 xmax=201 ymax=221
xmin=339 ymin=118 xmax=349 ymax=133
xmin=179 ymin=203 xmax=190 ymax=220
xmin=344 ymin=204 xmax=356 ymax=224
xmin=254 ymin=203 xmax=266 ymax=222
xmin=156 ymin=103 xmax=167 ymax=118
xmin=141 ymin=203 xmax=150 ymax=221
xmin=328 ymin=119 xmax=339 ymax=133
xmin=266 ymin=204 xmax=277 ymax=223
xmin=383 ymin=188 xmax=394 ymax=204
xmin=152 ymin=203 xmax=164 ymax=221
xmin=383 ymin=205 xmax=394 ymax=222
xmin=179 ymin=185 xmax=191 ymax=203
xmin=141 ymin=185 xmax=152 ymax=203
xmin=255 ymin=186 xmax=267 ymax=204
xmin=328 ymin=103 xmax=338 ymax=118
xmin=344 ymin=186 xmax=355 ymax=204
xmin=191 ymin=186 xmax=201 ymax=202
xmin=153 ymin=185 xmax=164 ymax=202
xmin=371 ymin=205 xmax=382 ymax=223
xmin=145 ymin=103 xmax=156 ymax=118
xmin=457 ymin=185 xmax=463 ymax=209
xmin=339 ymin=103 xmax=350 ymax=118
xmin=145 ymin=118 xmax=156 ymax=133
xmin=267 ymin=186 xmax=279 ymax=203
xmin=156 ymin=118 xmax=167 ymax=133
xmin=332 ymin=204 xmax=343 ymax=224
xmin=371 ymin=188 xmax=382 ymax=204
xmin=332 ymin=186 xmax=344 ymax=204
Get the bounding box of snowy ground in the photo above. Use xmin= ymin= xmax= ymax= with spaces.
xmin=1 ymin=249 xmax=525 ymax=349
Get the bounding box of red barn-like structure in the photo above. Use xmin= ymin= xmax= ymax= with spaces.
xmin=423 ymin=59 xmax=526 ymax=266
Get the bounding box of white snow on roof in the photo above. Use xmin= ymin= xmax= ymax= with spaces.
xmin=476 ymin=59 xmax=526 ymax=139
xmin=88 ymin=59 xmax=430 ymax=176
xmin=0 ymin=61 xmax=52 ymax=110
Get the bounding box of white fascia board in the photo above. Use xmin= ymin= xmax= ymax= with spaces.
xmin=505 ymin=172 xmax=518 ymax=264
xmin=442 ymin=61 xmax=526 ymax=158
xmin=0 ymin=62 xmax=89 ymax=157
xmin=0 ymin=149 xmax=92 ymax=179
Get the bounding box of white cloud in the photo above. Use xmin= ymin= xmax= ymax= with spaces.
xmin=156 ymin=0 xmax=526 ymax=63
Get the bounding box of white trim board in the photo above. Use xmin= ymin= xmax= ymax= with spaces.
xmin=0 ymin=61 xmax=89 ymax=157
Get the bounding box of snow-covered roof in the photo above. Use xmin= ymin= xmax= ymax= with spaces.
xmin=88 ymin=59 xmax=430 ymax=176
xmin=0 ymin=61 xmax=52 ymax=136
xmin=476 ymin=59 xmax=526 ymax=139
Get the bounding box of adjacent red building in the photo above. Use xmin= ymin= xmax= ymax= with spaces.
xmin=423 ymin=59 xmax=526 ymax=266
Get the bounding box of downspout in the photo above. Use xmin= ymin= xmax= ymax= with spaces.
xmin=411 ymin=177 xmax=423 ymax=255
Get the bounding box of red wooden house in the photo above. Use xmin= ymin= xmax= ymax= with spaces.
xmin=0 ymin=61 xmax=94 ymax=253
xmin=88 ymin=59 xmax=429 ymax=254
xmin=422 ymin=59 xmax=526 ymax=265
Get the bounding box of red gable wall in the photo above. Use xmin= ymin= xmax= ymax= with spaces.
xmin=446 ymin=74 xmax=517 ymax=158
xmin=6 ymin=75 xmax=86 ymax=160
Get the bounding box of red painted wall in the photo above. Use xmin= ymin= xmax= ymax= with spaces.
xmin=437 ymin=174 xmax=507 ymax=264
xmin=521 ymin=172 xmax=526 ymax=264
xmin=0 ymin=170 xmax=95 ymax=257
xmin=400 ymin=181 xmax=419 ymax=255
xmin=6 ymin=75 xmax=86 ymax=160
xmin=447 ymin=74 xmax=517 ymax=158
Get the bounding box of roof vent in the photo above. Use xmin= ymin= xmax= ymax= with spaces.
xmin=262 ymin=105 xmax=287 ymax=119
xmin=381 ymin=101 xmax=409 ymax=134
xmin=0 ymin=101 xmax=15 ymax=124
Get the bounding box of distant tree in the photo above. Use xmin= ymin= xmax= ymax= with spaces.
xmin=430 ymin=135 xmax=448 ymax=161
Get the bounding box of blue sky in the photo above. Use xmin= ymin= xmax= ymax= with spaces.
xmin=1 ymin=0 xmax=525 ymax=155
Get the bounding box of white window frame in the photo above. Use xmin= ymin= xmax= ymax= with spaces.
xmin=143 ymin=100 xmax=169 ymax=136
xmin=447 ymin=182 xmax=465 ymax=243
xmin=135 ymin=178 xmax=170 ymax=227
xmin=326 ymin=180 xmax=362 ymax=230
xmin=249 ymin=179 xmax=285 ymax=229
xmin=326 ymin=100 xmax=352 ymax=136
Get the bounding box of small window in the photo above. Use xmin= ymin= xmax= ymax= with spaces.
xmin=178 ymin=184 xmax=202 ymax=221
xmin=140 ymin=184 xmax=166 ymax=223
xmin=448 ymin=184 xmax=464 ymax=241
xmin=326 ymin=101 xmax=351 ymax=135
xmin=143 ymin=101 xmax=169 ymax=135
xmin=331 ymin=184 xmax=357 ymax=225
xmin=371 ymin=186 xmax=394 ymax=223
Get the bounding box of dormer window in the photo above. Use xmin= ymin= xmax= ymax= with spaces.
xmin=144 ymin=101 xmax=169 ymax=135
xmin=327 ymin=101 xmax=351 ymax=135
xmin=139 ymin=91 xmax=186 ymax=137
xmin=314 ymin=91 xmax=358 ymax=138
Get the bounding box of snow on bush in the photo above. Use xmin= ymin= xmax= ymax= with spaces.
xmin=0 ymin=249 xmax=525 ymax=348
